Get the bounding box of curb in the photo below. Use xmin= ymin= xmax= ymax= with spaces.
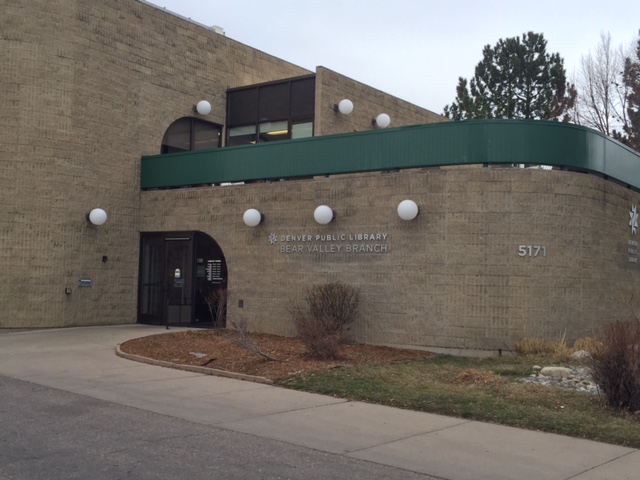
xmin=115 ymin=344 xmax=274 ymax=385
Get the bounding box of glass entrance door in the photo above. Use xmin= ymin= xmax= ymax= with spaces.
xmin=138 ymin=232 xmax=227 ymax=327
xmin=164 ymin=236 xmax=192 ymax=324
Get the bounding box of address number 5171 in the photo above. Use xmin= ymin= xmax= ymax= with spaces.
xmin=518 ymin=245 xmax=547 ymax=257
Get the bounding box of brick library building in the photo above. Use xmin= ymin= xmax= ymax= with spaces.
xmin=3 ymin=0 xmax=640 ymax=353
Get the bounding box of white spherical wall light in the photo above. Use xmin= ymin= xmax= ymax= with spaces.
xmin=374 ymin=113 xmax=391 ymax=128
xmin=88 ymin=208 xmax=108 ymax=226
xmin=337 ymin=99 xmax=354 ymax=115
xmin=195 ymin=100 xmax=212 ymax=115
xmin=397 ymin=200 xmax=419 ymax=221
xmin=243 ymin=208 xmax=263 ymax=227
xmin=314 ymin=205 xmax=335 ymax=225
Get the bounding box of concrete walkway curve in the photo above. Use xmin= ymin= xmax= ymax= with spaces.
xmin=0 ymin=325 xmax=637 ymax=479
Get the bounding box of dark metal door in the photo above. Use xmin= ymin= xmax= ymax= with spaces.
xmin=138 ymin=232 xmax=227 ymax=327
xmin=138 ymin=235 xmax=164 ymax=325
xmin=163 ymin=236 xmax=193 ymax=324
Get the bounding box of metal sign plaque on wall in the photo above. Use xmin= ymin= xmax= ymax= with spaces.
xmin=268 ymin=232 xmax=389 ymax=254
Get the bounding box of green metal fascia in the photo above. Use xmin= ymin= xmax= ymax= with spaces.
xmin=141 ymin=120 xmax=640 ymax=190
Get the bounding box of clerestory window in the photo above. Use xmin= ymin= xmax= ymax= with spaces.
xmin=226 ymin=75 xmax=315 ymax=146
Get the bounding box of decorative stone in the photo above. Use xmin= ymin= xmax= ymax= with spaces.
xmin=539 ymin=367 xmax=573 ymax=379
xmin=518 ymin=366 xmax=600 ymax=395
xmin=570 ymin=350 xmax=591 ymax=360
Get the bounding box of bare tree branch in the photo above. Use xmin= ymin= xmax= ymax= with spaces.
xmin=576 ymin=32 xmax=629 ymax=136
xmin=230 ymin=318 xmax=277 ymax=362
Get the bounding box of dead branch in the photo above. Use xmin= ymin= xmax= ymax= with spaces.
xmin=230 ymin=318 xmax=277 ymax=362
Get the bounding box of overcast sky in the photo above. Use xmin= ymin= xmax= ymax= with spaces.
xmin=145 ymin=0 xmax=639 ymax=114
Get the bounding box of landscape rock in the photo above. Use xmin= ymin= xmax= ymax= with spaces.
xmin=519 ymin=366 xmax=600 ymax=394
xmin=539 ymin=366 xmax=573 ymax=379
xmin=569 ymin=350 xmax=591 ymax=360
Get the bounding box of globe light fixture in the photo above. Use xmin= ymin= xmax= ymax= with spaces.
xmin=194 ymin=100 xmax=212 ymax=115
xmin=372 ymin=113 xmax=391 ymax=128
xmin=243 ymin=208 xmax=263 ymax=227
xmin=314 ymin=205 xmax=335 ymax=225
xmin=87 ymin=208 xmax=108 ymax=226
xmin=397 ymin=200 xmax=419 ymax=220
xmin=334 ymin=99 xmax=354 ymax=115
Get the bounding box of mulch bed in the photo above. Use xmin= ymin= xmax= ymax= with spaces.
xmin=119 ymin=329 xmax=432 ymax=381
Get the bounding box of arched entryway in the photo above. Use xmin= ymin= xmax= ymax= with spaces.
xmin=137 ymin=231 xmax=227 ymax=327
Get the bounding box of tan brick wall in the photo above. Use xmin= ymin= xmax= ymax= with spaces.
xmin=140 ymin=167 xmax=640 ymax=352
xmin=0 ymin=0 xmax=309 ymax=328
xmin=314 ymin=67 xmax=445 ymax=136
xmin=4 ymin=0 xmax=636 ymax=354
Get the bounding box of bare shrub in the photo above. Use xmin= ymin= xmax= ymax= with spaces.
xmin=204 ymin=286 xmax=227 ymax=328
xmin=290 ymin=282 xmax=360 ymax=360
xmin=291 ymin=315 xmax=342 ymax=360
xmin=590 ymin=321 xmax=640 ymax=412
xmin=230 ymin=318 xmax=277 ymax=362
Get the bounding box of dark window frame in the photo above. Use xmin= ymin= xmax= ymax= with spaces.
xmin=226 ymin=74 xmax=315 ymax=146
xmin=161 ymin=117 xmax=223 ymax=154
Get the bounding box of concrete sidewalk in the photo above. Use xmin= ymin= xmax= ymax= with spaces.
xmin=0 ymin=325 xmax=637 ymax=479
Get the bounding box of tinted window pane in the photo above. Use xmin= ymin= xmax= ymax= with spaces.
xmin=258 ymin=120 xmax=289 ymax=142
xmin=228 ymin=125 xmax=256 ymax=146
xmin=229 ymin=125 xmax=256 ymax=136
xmin=228 ymin=89 xmax=258 ymax=126
xmin=228 ymin=134 xmax=256 ymax=146
xmin=290 ymin=77 xmax=315 ymax=118
xmin=226 ymin=75 xmax=316 ymax=146
xmin=192 ymin=120 xmax=221 ymax=151
xmin=258 ymin=120 xmax=288 ymax=133
xmin=291 ymin=122 xmax=313 ymax=139
xmin=258 ymin=83 xmax=289 ymax=120
xmin=161 ymin=118 xmax=191 ymax=153
xmin=161 ymin=118 xmax=222 ymax=154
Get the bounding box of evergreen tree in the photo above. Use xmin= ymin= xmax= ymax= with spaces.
xmin=443 ymin=32 xmax=576 ymax=121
